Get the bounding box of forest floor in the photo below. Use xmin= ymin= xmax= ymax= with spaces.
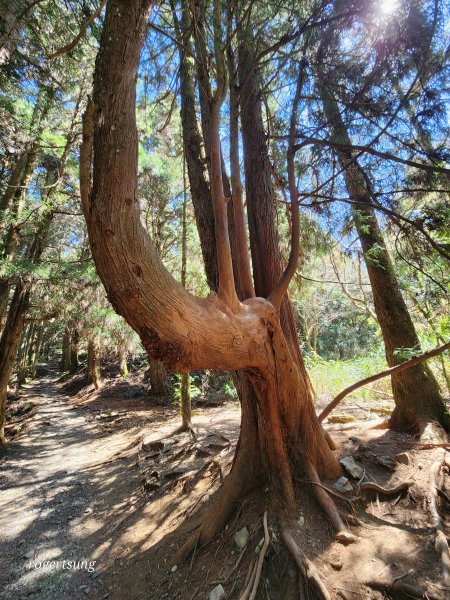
xmin=0 ymin=365 xmax=449 ymax=600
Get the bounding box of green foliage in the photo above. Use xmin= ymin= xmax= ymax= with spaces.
xmin=306 ymin=351 xmax=389 ymax=402
xmin=173 ymin=375 xmax=201 ymax=403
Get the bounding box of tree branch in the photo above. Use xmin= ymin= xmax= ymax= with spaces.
xmin=319 ymin=341 xmax=450 ymax=422
xmin=268 ymin=58 xmax=305 ymax=308
xmin=48 ymin=0 xmax=107 ymax=59
xmin=294 ymin=135 xmax=450 ymax=176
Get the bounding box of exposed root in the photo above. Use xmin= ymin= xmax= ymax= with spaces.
xmin=280 ymin=518 xmax=331 ymax=600
xmin=305 ymin=461 xmax=358 ymax=544
xmin=172 ymin=455 xmax=255 ymax=566
xmin=430 ymin=459 xmax=450 ymax=586
xmin=173 ymin=423 xmax=197 ymax=440
xmin=356 ymin=480 xmax=410 ymax=498
xmin=238 ymin=511 xmax=270 ymax=600
xmin=366 ymin=579 xmax=424 ymax=598
xmin=419 ymin=420 xmax=448 ymax=444
xmin=322 ymin=427 xmax=339 ymax=450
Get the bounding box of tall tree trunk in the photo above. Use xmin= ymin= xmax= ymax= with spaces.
xmin=174 ymin=0 xmax=218 ymax=290
xmin=81 ymin=0 xmax=349 ymax=564
xmin=29 ymin=322 xmax=44 ymax=379
xmin=68 ymin=327 xmax=79 ymax=374
xmin=0 ymin=212 xmax=53 ymax=442
xmin=0 ymin=86 xmax=55 ymax=328
xmin=118 ymin=340 xmax=128 ymax=377
xmin=179 ymin=161 xmax=191 ymax=430
xmin=17 ymin=322 xmax=34 ymax=387
xmin=0 ymin=0 xmax=32 ymax=65
xmin=237 ymin=26 xmax=306 ymax=372
xmin=61 ymin=326 xmax=71 ymax=371
xmin=144 ymin=357 xmax=171 ymax=396
xmin=87 ymin=338 xmax=101 ymax=388
xmin=319 ymin=81 xmax=449 ymax=433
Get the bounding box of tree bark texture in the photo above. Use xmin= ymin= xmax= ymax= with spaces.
xmin=82 ymin=0 xmax=346 ymax=556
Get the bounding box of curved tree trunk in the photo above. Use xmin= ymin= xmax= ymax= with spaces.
xmin=81 ymin=0 xmax=347 ymax=560
xmin=319 ymin=81 xmax=449 ymax=433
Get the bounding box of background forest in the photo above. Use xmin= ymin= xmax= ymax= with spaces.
xmin=1 ymin=0 xmax=448 ymax=429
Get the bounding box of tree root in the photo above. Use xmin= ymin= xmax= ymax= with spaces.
xmin=238 ymin=511 xmax=270 ymax=600
xmin=356 ymin=481 xmax=410 ymax=498
xmin=430 ymin=459 xmax=450 ymax=586
xmin=366 ymin=579 xmax=424 ymax=598
xmin=280 ymin=518 xmax=331 ymax=600
xmin=305 ymin=461 xmax=358 ymax=544
xmin=419 ymin=420 xmax=448 ymax=444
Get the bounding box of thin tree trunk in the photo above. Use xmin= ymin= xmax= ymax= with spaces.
xmin=68 ymin=327 xmax=79 ymax=374
xmin=118 ymin=341 xmax=128 ymax=377
xmin=179 ymin=158 xmax=191 ymax=430
xmin=87 ymin=338 xmax=101 ymax=388
xmin=174 ymin=0 xmax=218 ymax=290
xmin=319 ymin=81 xmax=449 ymax=433
xmin=61 ymin=326 xmax=70 ymax=371
xmin=29 ymin=323 xmax=44 ymax=378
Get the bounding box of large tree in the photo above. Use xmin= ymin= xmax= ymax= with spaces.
xmin=81 ymin=0 xmax=357 ymax=568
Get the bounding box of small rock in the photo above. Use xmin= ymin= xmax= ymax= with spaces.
xmin=233 ymin=527 xmax=249 ymax=549
xmin=377 ymin=455 xmax=396 ymax=470
xmin=23 ymin=550 xmax=34 ymax=559
xmin=329 ymin=557 xmax=342 ymax=570
xmin=171 ymin=565 xmax=177 ymax=573
xmin=84 ymin=586 xmax=90 ymax=595
xmin=333 ymin=477 xmax=353 ymax=494
xmin=340 ymin=456 xmax=364 ymax=480
xmin=297 ymin=515 xmax=305 ymax=527
xmin=209 ymin=584 xmax=226 ymax=600
xmin=396 ymin=452 xmax=410 ymax=465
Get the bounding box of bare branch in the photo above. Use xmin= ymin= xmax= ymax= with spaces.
xmin=48 ymin=0 xmax=107 ymax=59
xmin=319 ymin=341 xmax=450 ymax=422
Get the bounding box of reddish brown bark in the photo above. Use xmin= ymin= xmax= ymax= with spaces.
xmin=82 ymin=0 xmax=344 ymax=560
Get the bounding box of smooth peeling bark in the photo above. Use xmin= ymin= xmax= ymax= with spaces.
xmin=83 ymin=0 xmax=343 ymax=557
xmin=320 ymin=82 xmax=450 ymax=433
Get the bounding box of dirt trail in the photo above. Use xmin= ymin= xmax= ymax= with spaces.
xmin=0 ymin=371 xmax=240 ymax=600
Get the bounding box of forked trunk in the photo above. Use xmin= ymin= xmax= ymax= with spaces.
xmin=82 ymin=0 xmax=347 ymax=563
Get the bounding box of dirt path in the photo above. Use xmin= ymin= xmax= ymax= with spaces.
xmin=0 ymin=372 xmax=240 ymax=600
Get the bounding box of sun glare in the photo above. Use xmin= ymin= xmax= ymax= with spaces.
xmin=380 ymin=0 xmax=399 ymax=14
